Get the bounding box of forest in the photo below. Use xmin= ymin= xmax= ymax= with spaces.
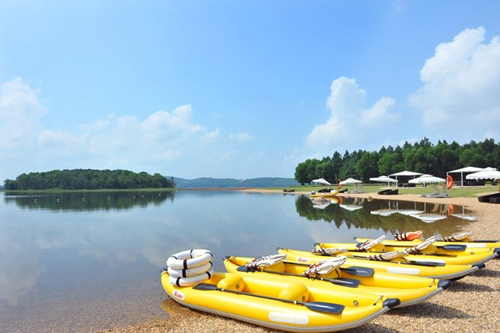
xmin=3 ymin=169 xmax=175 ymax=190
xmin=294 ymin=138 xmax=500 ymax=185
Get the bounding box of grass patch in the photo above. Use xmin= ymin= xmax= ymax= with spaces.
xmin=275 ymin=184 xmax=498 ymax=198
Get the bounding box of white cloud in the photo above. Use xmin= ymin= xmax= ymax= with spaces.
xmin=162 ymin=149 xmax=181 ymax=161
xmin=0 ymin=78 xmax=226 ymax=180
xmin=409 ymin=27 xmax=500 ymax=139
xmin=0 ymin=77 xmax=47 ymax=150
xmin=229 ymin=132 xmax=254 ymax=142
xmin=306 ymin=77 xmax=399 ymax=150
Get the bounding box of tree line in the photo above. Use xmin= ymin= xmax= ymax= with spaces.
xmin=295 ymin=138 xmax=500 ymax=185
xmin=3 ymin=169 xmax=175 ymax=190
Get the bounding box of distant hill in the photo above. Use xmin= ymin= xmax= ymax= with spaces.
xmin=172 ymin=177 xmax=299 ymax=188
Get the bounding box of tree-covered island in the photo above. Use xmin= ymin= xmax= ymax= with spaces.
xmin=3 ymin=169 xmax=175 ymax=190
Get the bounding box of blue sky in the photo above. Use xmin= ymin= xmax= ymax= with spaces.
xmin=1 ymin=1 xmax=500 ymax=181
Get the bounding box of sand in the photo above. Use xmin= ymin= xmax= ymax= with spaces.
xmin=104 ymin=191 xmax=500 ymax=333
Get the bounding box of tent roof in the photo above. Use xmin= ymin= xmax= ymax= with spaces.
xmin=448 ymin=166 xmax=484 ymax=173
xmin=466 ymin=169 xmax=500 ymax=180
xmin=311 ymin=178 xmax=331 ymax=185
xmin=339 ymin=178 xmax=362 ymax=185
xmin=369 ymin=175 xmax=398 ymax=183
xmin=389 ymin=170 xmax=423 ymax=177
xmin=409 ymin=174 xmax=446 ymax=184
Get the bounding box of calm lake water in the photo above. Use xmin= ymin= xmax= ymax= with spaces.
xmin=0 ymin=191 xmax=475 ymax=332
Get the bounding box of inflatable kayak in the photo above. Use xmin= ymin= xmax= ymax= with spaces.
xmin=310 ymin=190 xmax=339 ymax=199
xmin=316 ymin=237 xmax=499 ymax=266
xmin=161 ymin=269 xmax=399 ymax=332
xmin=278 ymin=248 xmax=483 ymax=280
xmin=358 ymin=231 xmax=500 ymax=251
xmin=224 ymin=256 xmax=450 ymax=308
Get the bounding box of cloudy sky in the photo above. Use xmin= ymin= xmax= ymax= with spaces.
xmin=1 ymin=1 xmax=499 ymax=181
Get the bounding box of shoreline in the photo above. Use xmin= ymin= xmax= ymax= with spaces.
xmin=105 ymin=191 xmax=500 ymax=333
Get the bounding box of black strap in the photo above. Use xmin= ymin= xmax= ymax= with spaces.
xmin=206 ymin=271 xmax=212 ymax=279
xmin=183 ymin=259 xmax=188 ymax=269
xmin=176 ymin=277 xmax=181 ymax=287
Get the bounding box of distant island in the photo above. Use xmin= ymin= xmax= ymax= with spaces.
xmin=173 ymin=177 xmax=298 ymax=188
xmin=3 ymin=169 xmax=175 ymax=190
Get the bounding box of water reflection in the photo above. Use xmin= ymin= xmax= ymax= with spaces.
xmin=0 ymin=191 xmax=477 ymax=331
xmin=295 ymin=195 xmax=473 ymax=237
xmin=3 ymin=191 xmax=174 ymax=211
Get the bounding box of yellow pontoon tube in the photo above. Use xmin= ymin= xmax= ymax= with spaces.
xmin=278 ymin=248 xmax=483 ymax=280
xmin=224 ymin=256 xmax=450 ymax=308
xmin=161 ymin=270 xmax=399 ymax=332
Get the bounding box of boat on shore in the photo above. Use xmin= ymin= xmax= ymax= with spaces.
xmin=161 ymin=269 xmax=399 ymax=332
xmin=224 ymin=256 xmax=450 ymax=308
xmin=278 ymin=248 xmax=484 ymax=280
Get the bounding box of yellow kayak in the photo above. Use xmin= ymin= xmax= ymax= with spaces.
xmin=310 ymin=190 xmax=339 ymax=199
xmin=224 ymin=256 xmax=450 ymax=308
xmin=356 ymin=236 xmax=500 ymax=251
xmin=161 ymin=270 xmax=399 ymax=332
xmin=315 ymin=241 xmax=499 ymax=266
xmin=278 ymin=248 xmax=483 ymax=280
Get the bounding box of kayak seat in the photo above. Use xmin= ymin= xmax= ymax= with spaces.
xmin=278 ymin=282 xmax=310 ymax=302
xmin=217 ymin=274 xmax=245 ymax=292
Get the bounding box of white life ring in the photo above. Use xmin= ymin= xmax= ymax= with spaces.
xmin=170 ymin=268 xmax=214 ymax=287
xmin=167 ymin=249 xmax=213 ymax=270
xmin=168 ymin=261 xmax=213 ymax=278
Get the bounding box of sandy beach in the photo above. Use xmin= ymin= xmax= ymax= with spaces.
xmin=106 ymin=191 xmax=500 ymax=333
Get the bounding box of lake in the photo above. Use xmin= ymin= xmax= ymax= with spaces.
xmin=0 ymin=191 xmax=474 ymax=332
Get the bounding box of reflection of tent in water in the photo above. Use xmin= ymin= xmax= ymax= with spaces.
xmin=450 ymin=205 xmax=478 ymax=221
xmin=370 ymin=200 xmax=398 ymax=216
xmin=370 ymin=201 xmax=476 ymax=222
xmin=312 ymin=198 xmax=339 ymax=209
xmin=411 ymin=213 xmax=448 ymax=223
xmin=340 ymin=197 xmax=364 ymax=211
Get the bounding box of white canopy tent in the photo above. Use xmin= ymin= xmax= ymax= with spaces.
xmin=339 ymin=178 xmax=363 ymax=193
xmin=311 ymin=178 xmax=332 ymax=186
xmin=466 ymin=168 xmax=500 ymax=191
xmin=409 ymin=174 xmax=449 ymax=198
xmin=369 ymin=175 xmax=398 ymax=189
xmin=447 ymin=166 xmax=485 ymax=187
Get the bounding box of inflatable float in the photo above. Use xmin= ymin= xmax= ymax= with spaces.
xmin=224 ymin=255 xmax=450 ymax=308
xmin=277 ymin=248 xmax=484 ymax=280
xmin=161 ymin=269 xmax=399 ymax=332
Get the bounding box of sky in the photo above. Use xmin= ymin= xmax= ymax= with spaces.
xmin=1 ymin=0 xmax=500 ymax=181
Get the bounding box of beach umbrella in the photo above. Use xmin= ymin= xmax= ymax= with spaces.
xmin=339 ymin=178 xmax=363 ymax=193
xmin=339 ymin=178 xmax=362 ymax=185
xmin=311 ymin=178 xmax=331 ymax=186
xmin=409 ymin=174 xmax=446 ymax=184
xmin=370 ymin=175 xmax=398 ymax=188
xmin=409 ymin=174 xmax=449 ymax=198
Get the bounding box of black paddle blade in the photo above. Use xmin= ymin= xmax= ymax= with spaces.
xmin=329 ymin=277 xmax=361 ymax=288
xmin=304 ymin=302 xmax=345 ymax=314
xmin=340 ymin=266 xmax=374 ymax=277
xmin=193 ymin=283 xmax=218 ymax=291
xmin=438 ymin=244 xmax=467 ymax=251
xmin=409 ymin=260 xmax=446 ymax=267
